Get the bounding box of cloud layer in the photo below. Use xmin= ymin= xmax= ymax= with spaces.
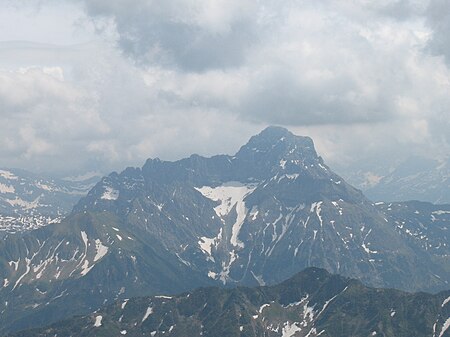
xmin=0 ymin=0 xmax=449 ymax=175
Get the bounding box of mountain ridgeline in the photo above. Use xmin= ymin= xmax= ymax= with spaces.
xmin=362 ymin=156 xmax=450 ymax=204
xmin=13 ymin=268 xmax=450 ymax=337
xmin=0 ymin=126 xmax=449 ymax=334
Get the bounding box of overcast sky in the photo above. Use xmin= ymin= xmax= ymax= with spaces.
xmin=1 ymin=0 xmax=449 ymax=178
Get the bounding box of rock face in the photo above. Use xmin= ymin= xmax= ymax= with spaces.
xmin=12 ymin=268 xmax=450 ymax=337
xmin=0 ymin=126 xmax=449 ymax=334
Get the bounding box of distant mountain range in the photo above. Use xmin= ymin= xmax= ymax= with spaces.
xmin=0 ymin=168 xmax=99 ymax=235
xmin=343 ymin=156 xmax=450 ymax=204
xmin=0 ymin=127 xmax=448 ymax=335
xmin=13 ymin=268 xmax=450 ymax=337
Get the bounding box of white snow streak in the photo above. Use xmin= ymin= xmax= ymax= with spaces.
xmin=310 ymin=202 xmax=324 ymax=227
xmin=433 ymin=210 xmax=450 ymax=215
xmin=142 ymin=306 xmax=153 ymax=322
xmin=439 ymin=318 xmax=450 ymax=337
xmin=442 ymin=296 xmax=450 ymax=307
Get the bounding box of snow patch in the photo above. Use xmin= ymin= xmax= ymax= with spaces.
xmin=9 ymin=259 xmax=19 ymax=271
xmin=361 ymin=229 xmax=378 ymax=254
xmin=80 ymin=259 xmax=93 ymax=276
xmin=93 ymin=239 xmax=108 ymax=262
xmin=35 ymin=182 xmax=55 ymax=191
xmin=282 ymin=322 xmax=302 ymax=337
xmin=196 ymin=182 xmax=256 ymax=248
xmin=196 ymin=182 xmax=255 ymax=217
xmin=0 ymin=170 xmax=17 ymax=180
xmin=101 ymin=186 xmax=119 ymax=200
xmin=6 ymin=197 xmax=41 ymax=210
xmin=219 ymin=250 xmax=237 ymax=284
xmin=12 ymin=257 xmax=31 ymax=290
xmin=94 ymin=315 xmax=103 ymax=327
xmin=79 ymin=231 xmax=94 ymax=276
xmin=198 ymin=233 xmax=219 ymax=257
xmin=0 ymin=183 xmax=15 ymax=193
xmin=433 ymin=210 xmax=450 ymax=215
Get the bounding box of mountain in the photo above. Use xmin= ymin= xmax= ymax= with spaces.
xmin=343 ymin=156 xmax=450 ymax=204
xmin=0 ymin=126 xmax=449 ymax=334
xmin=0 ymin=168 xmax=99 ymax=235
xmin=12 ymin=268 xmax=450 ymax=337
xmin=73 ymin=126 xmax=449 ymax=291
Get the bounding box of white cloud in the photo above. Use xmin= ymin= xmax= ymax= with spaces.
xmin=0 ymin=0 xmax=449 ymax=175
xmin=0 ymin=40 xmax=260 ymax=174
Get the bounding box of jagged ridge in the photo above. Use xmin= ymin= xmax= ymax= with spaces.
xmin=12 ymin=268 xmax=450 ymax=337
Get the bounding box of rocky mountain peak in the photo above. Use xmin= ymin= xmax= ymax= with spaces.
xmin=236 ymin=126 xmax=318 ymax=161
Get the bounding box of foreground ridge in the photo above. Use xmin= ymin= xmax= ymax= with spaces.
xmin=13 ymin=268 xmax=450 ymax=337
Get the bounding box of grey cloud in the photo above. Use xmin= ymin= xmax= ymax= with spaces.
xmin=119 ymin=20 xmax=255 ymax=71
xmin=79 ymin=0 xmax=259 ymax=71
xmin=76 ymin=0 xmax=434 ymax=127
xmin=426 ymin=0 xmax=450 ymax=65
xmin=369 ymin=0 xmax=428 ymax=20
xmin=238 ymin=67 xmax=394 ymax=126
